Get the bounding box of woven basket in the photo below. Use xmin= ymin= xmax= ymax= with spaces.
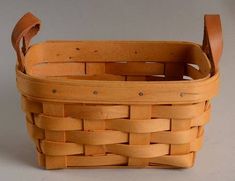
xmin=12 ymin=12 xmax=223 ymax=169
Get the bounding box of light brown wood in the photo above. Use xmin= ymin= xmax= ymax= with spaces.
xmin=12 ymin=13 xmax=222 ymax=169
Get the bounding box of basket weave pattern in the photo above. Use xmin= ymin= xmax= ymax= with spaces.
xmin=24 ymin=97 xmax=210 ymax=168
xmin=12 ymin=13 xmax=222 ymax=169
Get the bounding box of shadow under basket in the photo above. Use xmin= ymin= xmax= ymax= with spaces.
xmin=12 ymin=12 xmax=223 ymax=169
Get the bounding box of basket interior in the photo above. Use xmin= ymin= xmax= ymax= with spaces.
xmin=24 ymin=41 xmax=211 ymax=81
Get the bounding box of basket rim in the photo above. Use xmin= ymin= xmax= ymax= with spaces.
xmin=16 ymin=67 xmax=219 ymax=104
xmin=30 ymin=40 xmax=203 ymax=44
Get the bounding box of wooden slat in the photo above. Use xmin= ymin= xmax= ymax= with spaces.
xmin=150 ymin=153 xmax=194 ymax=168
xmin=42 ymin=102 xmax=67 ymax=167
xmin=187 ymin=45 xmax=211 ymax=75
xmin=34 ymin=114 xmax=83 ymax=131
xmin=105 ymin=144 xmax=169 ymax=158
xmin=28 ymin=62 xmax=85 ymax=77
xmin=128 ymin=105 xmax=151 ymax=166
xmin=105 ymin=62 xmax=164 ymax=76
xmin=164 ymin=62 xmax=185 ymax=80
xmin=185 ymin=64 xmax=208 ymax=79
xmin=106 ymin=118 xmax=170 ymax=133
xmin=151 ymin=127 xmax=198 ymax=144
xmin=65 ymin=104 xmax=129 ymax=119
xmin=26 ymin=120 xmax=44 ymax=140
xmin=68 ymin=154 xmax=128 ymax=167
xmin=40 ymin=140 xmax=83 ymax=156
xmin=66 ymin=130 xmax=128 ymax=145
xmin=152 ymin=102 xmax=205 ymax=119
xmin=21 ymin=96 xmax=42 ymax=113
xmin=86 ymin=63 xmax=105 ymax=75
xmin=83 ymin=117 xmax=106 ymax=155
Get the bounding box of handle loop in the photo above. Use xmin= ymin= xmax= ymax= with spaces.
xmin=203 ymin=15 xmax=223 ymax=74
xmin=11 ymin=12 xmax=41 ymax=72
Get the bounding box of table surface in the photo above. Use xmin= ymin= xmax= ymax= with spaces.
xmin=0 ymin=0 xmax=234 ymax=180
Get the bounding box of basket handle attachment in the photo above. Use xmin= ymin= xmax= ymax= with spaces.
xmin=11 ymin=12 xmax=41 ymax=72
xmin=203 ymin=15 xmax=223 ymax=74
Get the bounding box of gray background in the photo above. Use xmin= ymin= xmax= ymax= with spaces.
xmin=0 ymin=0 xmax=234 ymax=180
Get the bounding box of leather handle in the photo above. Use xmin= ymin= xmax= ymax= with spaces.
xmin=11 ymin=12 xmax=41 ymax=72
xmin=202 ymin=15 xmax=223 ymax=74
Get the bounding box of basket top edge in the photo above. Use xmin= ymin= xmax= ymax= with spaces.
xmin=30 ymin=40 xmax=201 ymax=46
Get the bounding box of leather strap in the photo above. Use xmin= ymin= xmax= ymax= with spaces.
xmin=11 ymin=12 xmax=41 ymax=72
xmin=203 ymin=15 xmax=223 ymax=74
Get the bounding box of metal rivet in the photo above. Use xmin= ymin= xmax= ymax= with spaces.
xmin=52 ymin=89 xmax=57 ymax=93
xmin=93 ymin=90 xmax=98 ymax=95
xmin=138 ymin=92 xmax=144 ymax=96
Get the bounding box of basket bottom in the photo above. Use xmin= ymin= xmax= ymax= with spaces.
xmin=36 ymin=150 xmax=196 ymax=169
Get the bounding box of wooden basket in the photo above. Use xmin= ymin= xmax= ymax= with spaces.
xmin=12 ymin=12 xmax=223 ymax=169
